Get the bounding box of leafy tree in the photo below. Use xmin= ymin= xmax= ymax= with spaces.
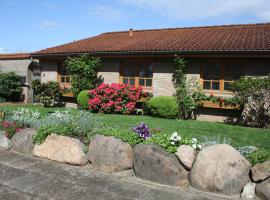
xmin=65 ymin=55 xmax=103 ymax=97
xmin=0 ymin=72 xmax=22 ymax=102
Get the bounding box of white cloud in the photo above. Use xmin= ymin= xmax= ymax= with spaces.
xmin=120 ymin=0 xmax=270 ymax=21
xmin=38 ymin=20 xmax=59 ymax=29
xmin=0 ymin=47 xmax=9 ymax=54
xmin=89 ymin=5 xmax=123 ymax=21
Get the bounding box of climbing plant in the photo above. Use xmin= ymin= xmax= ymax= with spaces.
xmin=172 ymin=56 xmax=200 ymax=119
xmin=65 ymin=55 xmax=103 ymax=97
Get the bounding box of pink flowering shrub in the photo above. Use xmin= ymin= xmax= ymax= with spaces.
xmin=88 ymin=83 xmax=147 ymax=114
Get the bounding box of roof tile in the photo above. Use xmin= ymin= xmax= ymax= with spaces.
xmin=34 ymin=23 xmax=270 ymax=56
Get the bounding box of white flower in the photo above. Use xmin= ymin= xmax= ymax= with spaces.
xmin=197 ymin=144 xmax=202 ymax=150
xmin=192 ymin=144 xmax=197 ymax=149
xmin=170 ymin=132 xmax=181 ymax=142
xmin=192 ymin=138 xmax=197 ymax=144
xmin=171 ymin=141 xmax=176 ymax=145
xmin=176 ymin=135 xmax=181 ymax=141
xmin=171 ymin=132 xmax=178 ymax=137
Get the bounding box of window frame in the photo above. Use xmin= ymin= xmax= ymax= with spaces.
xmin=119 ymin=61 xmax=153 ymax=89
xmin=57 ymin=61 xmax=71 ymax=84
xmin=200 ymin=60 xmax=243 ymax=94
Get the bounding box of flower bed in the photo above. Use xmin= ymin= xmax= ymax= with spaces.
xmin=0 ymin=106 xmax=269 ymax=198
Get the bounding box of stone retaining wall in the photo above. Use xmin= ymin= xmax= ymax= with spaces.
xmin=0 ymin=130 xmax=269 ymax=199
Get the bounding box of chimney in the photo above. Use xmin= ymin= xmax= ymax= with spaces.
xmin=129 ymin=29 xmax=133 ymax=36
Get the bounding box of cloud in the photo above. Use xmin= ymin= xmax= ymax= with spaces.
xmin=0 ymin=47 xmax=9 ymax=54
xmin=88 ymin=5 xmax=123 ymax=21
xmin=38 ymin=20 xmax=59 ymax=29
xmin=120 ymin=0 xmax=270 ymax=22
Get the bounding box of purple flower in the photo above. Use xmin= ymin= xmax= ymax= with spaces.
xmin=133 ymin=122 xmax=152 ymax=139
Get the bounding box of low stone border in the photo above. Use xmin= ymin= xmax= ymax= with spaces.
xmin=1 ymin=129 xmax=269 ymax=199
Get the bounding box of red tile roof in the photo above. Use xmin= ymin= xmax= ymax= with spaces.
xmin=0 ymin=53 xmax=31 ymax=60
xmin=33 ymin=23 xmax=270 ymax=57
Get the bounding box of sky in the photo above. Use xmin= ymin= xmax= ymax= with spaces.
xmin=0 ymin=0 xmax=270 ymax=53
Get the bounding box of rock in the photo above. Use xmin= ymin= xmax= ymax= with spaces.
xmin=34 ymin=134 xmax=88 ymax=166
xmin=190 ymin=144 xmax=251 ymax=195
xmin=175 ymin=145 xmax=197 ymax=169
xmin=88 ymin=135 xmax=133 ymax=172
xmin=241 ymin=182 xmax=256 ymax=199
xmin=133 ymin=144 xmax=188 ymax=187
xmin=0 ymin=133 xmax=11 ymax=150
xmin=251 ymin=160 xmax=270 ymax=182
xmin=256 ymin=179 xmax=270 ymax=200
xmin=11 ymin=128 xmax=36 ymax=154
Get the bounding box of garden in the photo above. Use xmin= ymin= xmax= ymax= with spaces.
xmin=0 ymin=55 xmax=269 ymax=199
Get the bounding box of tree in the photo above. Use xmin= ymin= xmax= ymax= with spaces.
xmin=0 ymin=72 xmax=22 ymax=102
xmin=65 ymin=55 xmax=103 ymax=97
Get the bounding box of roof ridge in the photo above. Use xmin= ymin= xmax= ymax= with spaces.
xmin=103 ymin=22 xmax=270 ymax=34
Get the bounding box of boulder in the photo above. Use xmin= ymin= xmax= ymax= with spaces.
xmin=88 ymin=135 xmax=133 ymax=172
xmin=0 ymin=133 xmax=11 ymax=150
xmin=34 ymin=134 xmax=88 ymax=166
xmin=251 ymin=160 xmax=270 ymax=182
xmin=11 ymin=128 xmax=36 ymax=154
xmin=133 ymin=144 xmax=188 ymax=187
xmin=241 ymin=182 xmax=256 ymax=199
xmin=256 ymin=179 xmax=270 ymax=200
xmin=190 ymin=144 xmax=251 ymax=195
xmin=175 ymin=145 xmax=197 ymax=169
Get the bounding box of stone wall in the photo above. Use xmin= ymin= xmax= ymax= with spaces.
xmin=39 ymin=60 xmax=58 ymax=83
xmin=0 ymin=59 xmax=33 ymax=103
xmin=152 ymin=60 xmax=174 ymax=96
xmin=98 ymin=59 xmax=120 ymax=84
xmin=152 ymin=60 xmax=200 ymax=96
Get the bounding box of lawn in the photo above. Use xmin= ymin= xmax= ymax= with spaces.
xmin=0 ymin=104 xmax=269 ymax=150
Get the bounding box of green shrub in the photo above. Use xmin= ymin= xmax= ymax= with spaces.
xmin=246 ymin=149 xmax=270 ymax=165
xmin=77 ymin=90 xmax=89 ymax=109
xmin=34 ymin=81 xmax=64 ymax=107
xmin=0 ymin=72 xmax=22 ymax=102
xmin=96 ymin=127 xmax=142 ymax=146
xmin=145 ymin=96 xmax=178 ymax=119
xmin=230 ymin=76 xmax=270 ymax=127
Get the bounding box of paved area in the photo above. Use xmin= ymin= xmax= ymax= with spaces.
xmin=0 ymin=150 xmax=240 ymax=200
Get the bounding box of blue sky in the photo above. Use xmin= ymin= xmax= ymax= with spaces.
xmin=0 ymin=0 xmax=270 ymax=53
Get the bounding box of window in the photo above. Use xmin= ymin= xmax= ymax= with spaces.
xmin=57 ymin=61 xmax=71 ymax=84
xmin=202 ymin=63 xmax=221 ymax=90
xmin=201 ymin=62 xmax=243 ymax=92
xmin=224 ymin=64 xmax=242 ymax=90
xmin=120 ymin=63 xmax=153 ymax=87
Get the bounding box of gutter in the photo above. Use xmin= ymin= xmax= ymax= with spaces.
xmin=31 ymin=50 xmax=270 ymax=58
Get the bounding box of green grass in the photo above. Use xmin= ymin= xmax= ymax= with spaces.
xmin=98 ymin=114 xmax=270 ymax=150
xmin=1 ymin=104 xmax=269 ymax=150
xmin=0 ymin=104 xmax=72 ymax=116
